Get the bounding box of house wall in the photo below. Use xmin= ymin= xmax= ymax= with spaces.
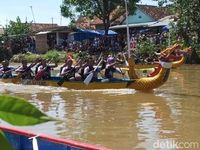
xmin=35 ymin=34 xmax=48 ymax=54
xmin=122 ymin=9 xmax=155 ymax=24
xmin=0 ymin=27 xmax=4 ymax=35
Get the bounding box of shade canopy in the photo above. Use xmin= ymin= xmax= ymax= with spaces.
xmin=77 ymin=28 xmax=117 ymax=35
xmin=71 ymin=28 xmax=118 ymax=41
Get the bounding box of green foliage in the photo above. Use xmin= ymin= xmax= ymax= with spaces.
xmin=175 ymin=0 xmax=200 ymax=45
xmin=155 ymin=0 xmax=200 ymax=45
xmin=11 ymin=51 xmax=67 ymax=63
xmin=0 ymin=131 xmax=14 ymax=150
xmin=137 ymin=41 xmax=155 ymax=54
xmin=0 ymin=94 xmax=53 ymax=149
xmin=0 ymin=36 xmax=13 ymax=61
xmin=4 ymin=17 xmax=31 ymax=36
xmin=0 ymin=48 xmax=13 ymax=62
xmin=1 ymin=17 xmax=32 ymax=54
xmin=11 ymin=53 xmax=41 ymax=62
xmin=0 ymin=94 xmax=53 ymax=126
xmin=61 ymin=0 xmax=139 ymax=34
xmin=44 ymin=50 xmax=66 ymax=62
xmin=135 ymin=38 xmax=157 ymax=56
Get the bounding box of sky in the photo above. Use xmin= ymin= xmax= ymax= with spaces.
xmin=0 ymin=0 xmax=158 ymax=27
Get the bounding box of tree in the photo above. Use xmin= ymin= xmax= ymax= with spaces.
xmin=154 ymin=0 xmax=200 ymax=45
xmin=154 ymin=0 xmax=200 ymax=63
xmin=2 ymin=17 xmax=32 ymax=54
xmin=4 ymin=16 xmax=31 ymax=36
xmin=60 ymin=0 xmax=139 ymax=35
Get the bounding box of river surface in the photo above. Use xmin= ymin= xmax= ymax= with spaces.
xmin=0 ymin=65 xmax=200 ymax=150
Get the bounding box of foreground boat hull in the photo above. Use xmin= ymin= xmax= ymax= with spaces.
xmin=0 ymin=125 xmax=110 ymax=150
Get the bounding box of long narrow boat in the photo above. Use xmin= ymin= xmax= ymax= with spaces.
xmin=121 ymin=46 xmax=192 ymax=79
xmin=0 ymin=61 xmax=172 ymax=91
xmin=0 ymin=125 xmax=111 ymax=150
xmin=127 ymin=45 xmax=192 ymax=70
xmin=132 ymin=54 xmax=185 ymax=69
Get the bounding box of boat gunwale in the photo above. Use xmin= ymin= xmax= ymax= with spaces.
xmin=0 ymin=125 xmax=111 ymax=150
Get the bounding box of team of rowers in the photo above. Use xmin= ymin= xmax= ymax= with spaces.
xmin=0 ymin=54 xmax=126 ymax=83
xmin=0 ymin=44 xmax=191 ymax=82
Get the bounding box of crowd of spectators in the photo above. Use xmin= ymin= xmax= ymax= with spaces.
xmin=56 ymin=31 xmax=169 ymax=64
xmin=57 ymin=31 xmax=169 ymax=54
xmin=58 ymin=34 xmax=127 ymax=55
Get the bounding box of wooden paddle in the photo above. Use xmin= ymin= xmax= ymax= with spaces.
xmin=0 ymin=66 xmax=20 ymax=77
xmin=84 ymin=59 xmax=103 ymax=85
xmin=57 ymin=68 xmax=75 ymax=86
xmin=123 ymin=53 xmax=129 ymax=66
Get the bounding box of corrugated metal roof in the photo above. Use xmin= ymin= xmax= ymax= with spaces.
xmin=110 ymin=22 xmax=156 ymax=29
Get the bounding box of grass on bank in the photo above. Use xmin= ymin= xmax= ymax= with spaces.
xmin=10 ymin=50 xmax=67 ymax=63
xmin=10 ymin=50 xmax=98 ymax=63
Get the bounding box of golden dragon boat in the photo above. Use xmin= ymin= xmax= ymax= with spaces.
xmin=132 ymin=53 xmax=186 ymax=70
xmin=131 ymin=45 xmax=192 ymax=70
xmin=1 ymin=44 xmax=190 ymax=91
xmin=0 ymin=58 xmax=172 ymax=91
xmin=122 ymin=45 xmax=192 ymax=79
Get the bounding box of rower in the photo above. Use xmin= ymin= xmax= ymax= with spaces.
xmin=104 ymin=56 xmax=124 ymax=81
xmin=0 ymin=60 xmax=14 ymax=79
xmin=35 ymin=59 xmax=57 ymax=80
xmin=116 ymin=53 xmax=124 ymax=64
xmin=78 ymin=59 xmax=88 ymax=81
xmin=15 ymin=60 xmax=36 ymax=79
xmin=60 ymin=59 xmax=76 ymax=81
xmin=83 ymin=57 xmax=100 ymax=82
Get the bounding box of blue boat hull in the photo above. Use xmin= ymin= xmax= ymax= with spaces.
xmin=0 ymin=126 xmax=110 ymax=150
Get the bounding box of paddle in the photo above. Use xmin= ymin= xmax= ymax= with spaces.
xmin=84 ymin=59 xmax=103 ymax=85
xmin=118 ymin=67 xmax=126 ymax=79
xmin=122 ymin=53 xmax=130 ymax=79
xmin=12 ymin=63 xmax=35 ymax=83
xmin=0 ymin=66 xmax=20 ymax=78
xmin=57 ymin=68 xmax=75 ymax=86
xmin=123 ymin=53 xmax=129 ymax=66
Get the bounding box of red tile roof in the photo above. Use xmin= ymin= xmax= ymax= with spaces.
xmin=29 ymin=23 xmax=58 ymax=32
xmin=76 ymin=4 xmax=172 ymax=28
xmin=137 ymin=5 xmax=171 ymax=20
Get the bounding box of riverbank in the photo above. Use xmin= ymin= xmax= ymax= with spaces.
xmin=10 ymin=51 xmax=67 ymax=63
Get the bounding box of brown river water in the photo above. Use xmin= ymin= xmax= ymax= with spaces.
xmin=0 ymin=65 xmax=200 ymax=150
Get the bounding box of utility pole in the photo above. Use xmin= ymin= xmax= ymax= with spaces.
xmin=60 ymin=16 xmax=62 ymax=26
xmin=125 ymin=0 xmax=131 ymax=58
xmin=30 ymin=6 xmax=36 ymax=24
xmin=5 ymin=18 xmax=8 ymax=29
xmin=51 ymin=17 xmax=54 ymax=27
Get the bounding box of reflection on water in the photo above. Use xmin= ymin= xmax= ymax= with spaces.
xmin=0 ymin=65 xmax=200 ymax=150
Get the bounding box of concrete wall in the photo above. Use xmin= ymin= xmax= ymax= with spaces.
xmin=122 ymin=8 xmax=155 ymax=24
xmin=35 ymin=34 xmax=48 ymax=54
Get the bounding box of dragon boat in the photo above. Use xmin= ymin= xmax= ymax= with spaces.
xmin=129 ymin=45 xmax=192 ymax=70
xmin=0 ymin=58 xmax=172 ymax=91
xmin=121 ymin=45 xmax=192 ymax=79
xmin=1 ymin=44 xmax=189 ymax=91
